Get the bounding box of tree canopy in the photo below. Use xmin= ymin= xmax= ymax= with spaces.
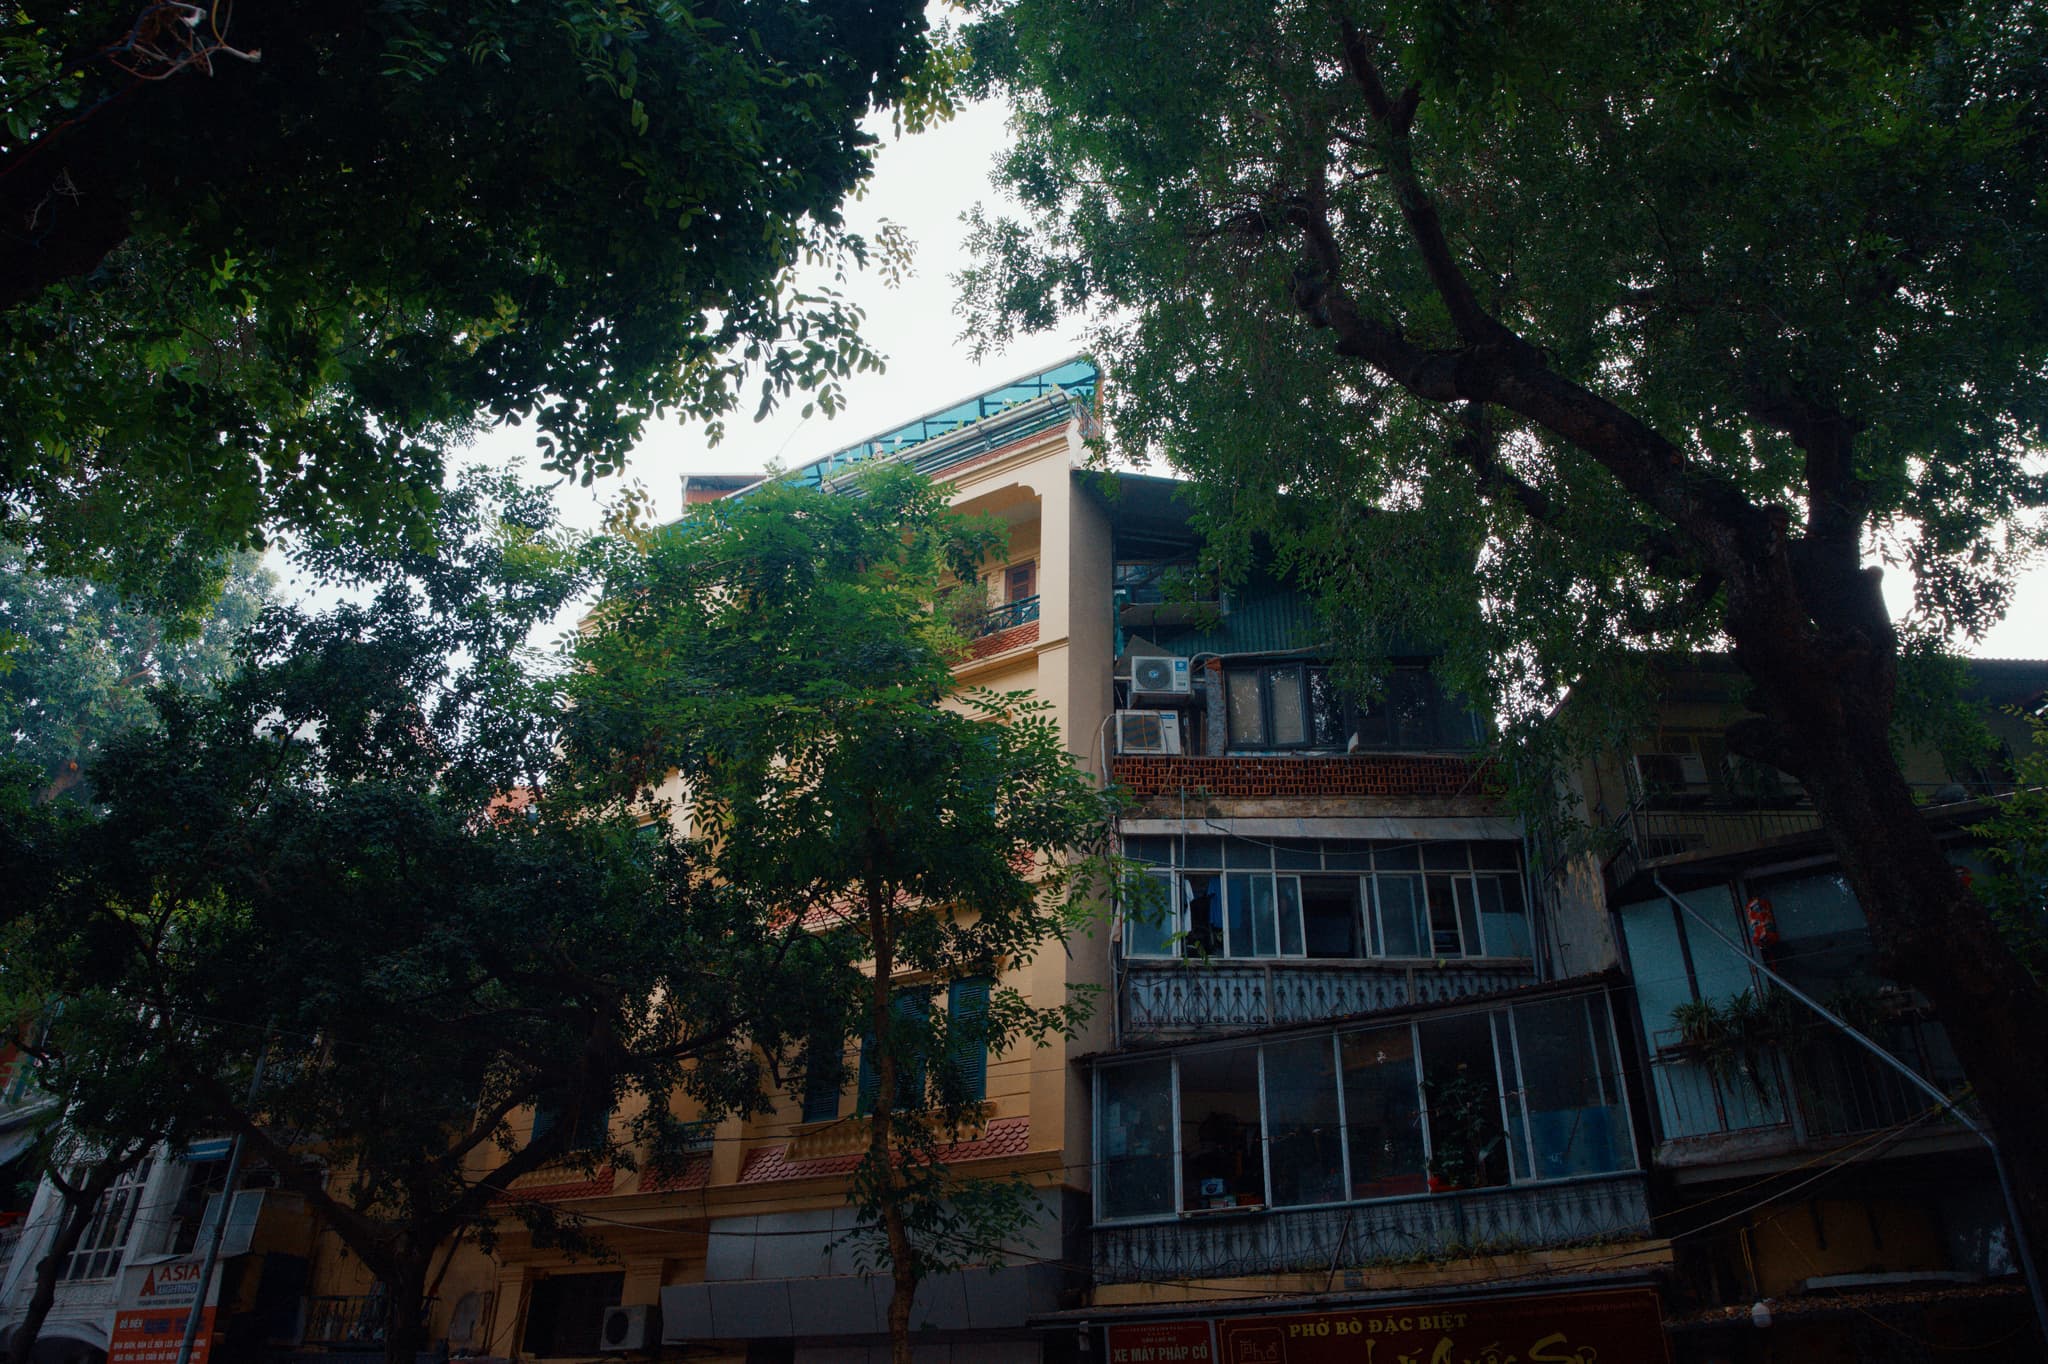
xmin=568 ymin=467 xmax=1119 ymax=1364
xmin=0 ymin=0 xmax=943 ymax=605
xmin=959 ymin=0 xmax=2048 ymax=1257
xmin=0 ymin=541 xmax=271 ymax=802
xmin=0 ymin=471 xmax=850 ymax=1364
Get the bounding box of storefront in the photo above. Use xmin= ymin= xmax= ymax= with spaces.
xmin=1090 ymin=1286 xmax=1668 ymax=1364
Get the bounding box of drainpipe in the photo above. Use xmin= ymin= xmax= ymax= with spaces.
xmin=1651 ymin=873 xmax=2046 ymax=1338
xmin=174 ymin=1046 xmax=269 ymax=1364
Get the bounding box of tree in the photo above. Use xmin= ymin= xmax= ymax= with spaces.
xmin=0 ymin=0 xmax=945 ymax=601
xmin=0 ymin=542 xmax=271 ymax=803
xmin=2 ymin=470 xmax=849 ymax=1364
xmin=566 ymin=467 xmax=1118 ymax=1364
xmin=958 ymin=0 xmax=2048 ymax=1253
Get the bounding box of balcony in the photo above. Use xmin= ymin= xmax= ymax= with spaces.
xmin=1604 ymin=780 xmax=2019 ymax=891
xmin=300 ymin=1293 xmax=435 ymax=1350
xmin=1124 ymin=959 xmax=1536 ymax=1038
xmin=968 ymin=594 xmax=1040 ymax=637
xmin=960 ymin=595 xmax=1040 ymax=662
xmin=1094 ymin=1173 xmax=1650 ymax=1283
xmin=1647 ymin=1012 xmax=1966 ymax=1167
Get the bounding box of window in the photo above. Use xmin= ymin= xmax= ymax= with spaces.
xmin=531 ymin=1098 xmax=611 ymax=1153
xmin=1099 ymin=1060 xmax=1175 ymax=1219
xmin=1091 ymin=993 xmax=1636 ymax=1222
xmin=1224 ymin=664 xmax=1345 ymax=750
xmin=855 ymin=981 xmax=991 ymax=1114
xmin=521 ymin=1272 xmax=622 ymax=1357
xmin=800 ymin=1034 xmax=846 ymax=1124
xmin=1179 ymin=1046 xmax=1264 ymax=1211
xmin=1122 ymin=838 xmax=1530 ymax=962
xmin=1350 ymin=668 xmax=1484 ymax=752
xmin=1004 ymin=560 xmax=1036 ymax=602
xmin=61 ymin=1158 xmax=152 ymax=1281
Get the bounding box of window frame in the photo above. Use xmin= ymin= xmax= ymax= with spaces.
xmin=1091 ymin=990 xmax=1638 ymax=1225
xmin=1120 ymin=838 xmax=1532 ymax=963
xmin=1223 ymin=663 xmax=1345 ymax=752
xmin=60 ymin=1158 xmax=154 ymax=1282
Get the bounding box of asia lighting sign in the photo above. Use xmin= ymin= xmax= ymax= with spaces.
xmin=107 ymin=1257 xmax=222 ymax=1364
xmin=1109 ymin=1288 xmax=1668 ymax=1364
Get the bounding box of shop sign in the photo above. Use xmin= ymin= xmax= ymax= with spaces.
xmin=107 ymin=1257 xmax=222 ymax=1364
xmin=1206 ymin=1287 xmax=1667 ymax=1364
xmin=1107 ymin=1321 xmax=1214 ymax=1364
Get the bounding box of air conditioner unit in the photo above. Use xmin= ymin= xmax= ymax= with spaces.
xmin=1116 ymin=710 xmax=1183 ymax=756
xmin=1633 ymin=751 xmax=1710 ymax=792
xmin=676 ymin=1120 xmax=715 ymax=1154
xmin=600 ymin=1305 xmax=660 ymax=1352
xmin=1129 ymin=655 xmax=1192 ymax=696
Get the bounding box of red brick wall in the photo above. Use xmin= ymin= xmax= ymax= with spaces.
xmin=1110 ymin=753 xmax=1489 ymax=799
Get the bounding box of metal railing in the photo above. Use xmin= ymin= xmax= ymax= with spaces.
xmin=300 ymin=1293 xmax=435 ymax=1348
xmin=967 ymin=594 xmax=1040 ymax=638
xmin=1648 ymin=1012 xmax=1965 ymax=1153
xmin=1124 ymin=959 xmax=1536 ymax=1037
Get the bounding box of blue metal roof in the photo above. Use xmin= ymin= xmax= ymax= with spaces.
xmin=782 ymin=357 xmax=1098 ymax=490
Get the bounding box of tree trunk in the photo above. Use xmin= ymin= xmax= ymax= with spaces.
xmin=1722 ymin=555 xmax=2048 ymax=1279
xmin=379 ymin=1252 xmax=432 ymax=1364
xmin=8 ymin=1155 xmax=136 ymax=1364
xmin=862 ymin=883 xmax=919 ymax=1364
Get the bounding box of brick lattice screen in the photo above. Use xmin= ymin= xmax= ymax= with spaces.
xmin=1109 ymin=754 xmax=1488 ymax=799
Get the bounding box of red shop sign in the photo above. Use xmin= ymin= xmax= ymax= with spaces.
xmin=1107 ymin=1321 xmax=1215 ymax=1364
xmin=1211 ymin=1287 xmax=1667 ymax=1364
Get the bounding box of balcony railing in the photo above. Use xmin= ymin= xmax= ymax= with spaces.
xmin=1094 ymin=1173 xmax=1650 ymax=1283
xmin=1648 ymin=1012 xmax=1965 ymax=1162
xmin=1124 ymin=959 xmax=1536 ymax=1037
xmin=966 ymin=594 xmax=1040 ymax=638
xmin=1605 ymin=780 xmax=2020 ymax=889
xmin=301 ymin=1294 xmax=434 ymax=1349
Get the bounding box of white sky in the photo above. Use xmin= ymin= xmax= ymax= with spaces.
xmin=421 ymin=93 xmax=2043 ymax=662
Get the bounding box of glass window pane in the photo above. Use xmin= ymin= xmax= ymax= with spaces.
xmin=1276 ymin=877 xmax=1304 ymax=956
xmin=1100 ymin=1061 xmax=1177 ymax=1219
xmin=1224 ymin=873 xmax=1262 ymax=957
xmin=1269 ymin=666 xmax=1307 ymax=745
xmin=1476 ymin=876 xmax=1533 ymax=958
xmin=1264 ymin=1037 xmax=1344 ymax=1206
xmin=1224 ymin=838 xmax=1272 ymax=868
xmin=1123 ymin=870 xmax=1177 ymax=957
xmin=1251 ymin=876 xmax=1280 ymax=956
xmin=1272 ymin=839 xmax=1321 ymax=870
xmin=1182 ymin=838 xmax=1222 ymax=869
xmin=1422 ymin=842 xmax=1469 ymax=871
xmin=1183 ymin=873 xmax=1224 ymax=957
xmin=1322 ymin=842 xmax=1373 ymax=872
xmin=1374 ymin=844 xmax=1420 ymax=871
xmin=1419 ymin=1014 xmax=1511 ymax=1191
xmin=1226 ymin=670 xmax=1265 ymax=746
xmin=1301 ymin=878 xmax=1362 ymax=958
xmin=1470 ymin=841 xmax=1520 ymax=871
xmin=1308 ymin=668 xmax=1346 ymax=747
xmin=1340 ymin=1028 xmax=1426 ymax=1199
xmin=1376 ymin=876 xmax=1424 ymax=957
xmin=1493 ymin=1014 xmax=1530 ymax=1182
xmin=1455 ymin=879 xmax=1483 ymax=956
xmin=1512 ymin=997 xmax=1633 ymax=1178
xmin=1180 ymin=1047 xmax=1266 ymax=1210
xmin=1124 ymin=836 xmax=1171 ymax=865
xmin=1426 ymin=876 xmax=1465 ymax=956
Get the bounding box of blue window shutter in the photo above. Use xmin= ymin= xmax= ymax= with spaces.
xmin=530 ymin=1102 xmax=559 ymax=1146
xmin=855 ymin=1034 xmax=879 ymax=1116
xmin=802 ymin=1040 xmax=843 ymax=1124
xmin=946 ymin=978 xmax=992 ymax=1104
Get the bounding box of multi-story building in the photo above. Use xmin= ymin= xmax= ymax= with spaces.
xmin=1549 ymin=654 xmax=2045 ymax=1360
xmin=24 ymin=362 xmax=2030 ymax=1364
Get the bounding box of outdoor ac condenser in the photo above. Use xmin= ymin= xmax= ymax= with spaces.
xmin=600 ymin=1305 xmax=660 ymax=1352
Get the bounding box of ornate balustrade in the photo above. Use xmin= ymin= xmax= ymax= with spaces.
xmin=1124 ymin=960 xmax=1536 ymax=1037
xmin=1094 ymin=1174 xmax=1650 ymax=1283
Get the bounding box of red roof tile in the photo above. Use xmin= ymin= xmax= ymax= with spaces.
xmin=735 ymin=1116 xmax=1030 ymax=1185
